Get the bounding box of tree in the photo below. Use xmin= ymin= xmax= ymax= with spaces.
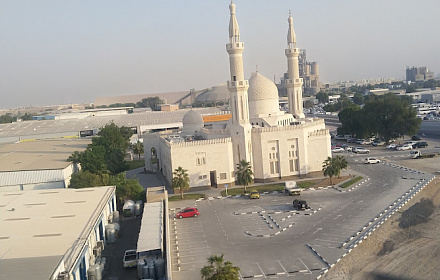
xmin=109 ymin=172 xmax=145 ymax=206
xmin=132 ymin=141 xmax=144 ymax=160
xmin=94 ymin=122 xmax=133 ymax=153
xmin=333 ymin=155 xmax=348 ymax=178
xmin=304 ymin=100 xmax=315 ymax=109
xmin=352 ymin=93 xmax=364 ymax=105
xmin=67 ymin=150 xmax=82 ymax=172
xmin=316 ymin=91 xmax=329 ymax=103
xmin=69 ymin=171 xmax=104 ymax=189
xmin=200 ymin=254 xmax=240 ymax=280
xmin=136 ymin=97 xmax=164 ymax=110
xmin=172 ymin=166 xmax=190 ymax=199
xmin=364 ymin=93 xmax=421 ymax=143
xmin=79 ymin=145 xmax=107 ymax=174
xmin=322 ymin=157 xmax=337 ymax=185
xmin=235 ymin=160 xmax=253 ymax=193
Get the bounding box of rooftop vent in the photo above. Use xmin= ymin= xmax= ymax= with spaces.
xmin=34 ymin=233 xmax=62 ymax=237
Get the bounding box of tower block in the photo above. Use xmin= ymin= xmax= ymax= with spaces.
xmin=285 ymin=12 xmax=305 ymax=119
xmin=226 ymin=2 xmax=253 ymax=167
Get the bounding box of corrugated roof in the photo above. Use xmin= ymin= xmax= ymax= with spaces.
xmin=137 ymin=201 xmax=163 ymax=254
xmin=0 ymin=108 xmax=225 ymax=138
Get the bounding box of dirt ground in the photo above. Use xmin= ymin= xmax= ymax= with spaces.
xmin=322 ymin=157 xmax=440 ymax=280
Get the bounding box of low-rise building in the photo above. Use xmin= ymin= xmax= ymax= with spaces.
xmin=0 ymin=186 xmax=117 ymax=280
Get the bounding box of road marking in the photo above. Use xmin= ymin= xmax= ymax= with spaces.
xmin=298 ymin=258 xmax=311 ymax=274
xmin=312 ymin=228 xmax=322 ymax=234
xmin=277 ymin=260 xmax=289 ymax=276
xmin=256 ymin=262 xmax=267 ymax=278
xmin=334 ymin=214 xmax=342 ymax=219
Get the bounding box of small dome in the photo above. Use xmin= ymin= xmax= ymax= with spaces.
xmin=182 ymin=110 xmax=204 ymax=126
xmin=248 ymin=72 xmax=279 ymax=101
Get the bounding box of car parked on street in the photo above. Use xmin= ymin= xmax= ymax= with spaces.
xmin=396 ymin=144 xmax=413 ymax=151
xmin=414 ymin=141 xmax=428 ymax=148
xmin=175 ymin=207 xmax=199 ymax=219
xmin=331 ymin=147 xmax=345 ymax=153
xmin=364 ymin=157 xmax=381 ymax=164
xmin=353 ymin=147 xmax=370 ymax=154
xmin=411 ymin=135 xmax=422 ymax=141
xmin=250 ymin=190 xmax=260 ymax=199
xmin=293 ymin=199 xmax=310 ymax=210
xmin=386 ymin=143 xmax=397 ymax=149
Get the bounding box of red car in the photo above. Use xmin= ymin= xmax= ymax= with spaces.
xmin=175 ymin=207 xmax=199 ymax=219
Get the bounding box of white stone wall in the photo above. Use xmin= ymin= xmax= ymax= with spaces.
xmin=168 ymin=139 xmax=235 ymax=189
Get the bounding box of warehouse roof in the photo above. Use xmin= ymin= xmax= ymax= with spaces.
xmin=0 ymin=138 xmax=91 ymax=172
xmin=0 ymin=186 xmax=116 ymax=280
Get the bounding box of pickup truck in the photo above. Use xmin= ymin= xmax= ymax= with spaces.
xmin=123 ymin=249 xmax=137 ymax=268
xmin=285 ymin=181 xmax=301 ymax=196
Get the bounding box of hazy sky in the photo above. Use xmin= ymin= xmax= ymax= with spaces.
xmin=1 ymin=0 xmax=439 ymax=109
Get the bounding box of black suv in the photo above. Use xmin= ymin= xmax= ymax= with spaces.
xmin=293 ymin=199 xmax=310 ymax=210
xmin=414 ymin=142 xmax=428 ymax=148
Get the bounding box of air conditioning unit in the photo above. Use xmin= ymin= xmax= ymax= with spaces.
xmin=93 ymin=246 xmax=101 ymax=257
xmin=96 ymin=240 xmax=104 ymax=250
xmin=57 ymin=271 xmax=70 ymax=280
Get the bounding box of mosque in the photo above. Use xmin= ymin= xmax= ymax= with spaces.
xmin=143 ymin=3 xmax=331 ymax=190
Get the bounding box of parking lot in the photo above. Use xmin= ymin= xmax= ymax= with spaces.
xmin=168 ymin=158 xmax=434 ymax=280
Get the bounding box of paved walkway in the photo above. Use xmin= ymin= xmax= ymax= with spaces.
xmin=126 ymin=166 xmax=354 ymax=199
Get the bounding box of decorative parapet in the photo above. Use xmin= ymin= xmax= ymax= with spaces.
xmin=252 ymin=118 xmax=325 ymax=134
xmin=169 ymin=137 xmax=232 ymax=148
xmin=308 ymin=128 xmax=329 ymax=137
xmin=200 ymin=127 xmax=230 ymax=135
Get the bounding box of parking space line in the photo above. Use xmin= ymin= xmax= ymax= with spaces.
xmin=299 ymin=258 xmax=311 ymax=274
xmin=277 ymin=260 xmax=289 ymax=276
xmin=256 ymin=262 xmax=266 ymax=278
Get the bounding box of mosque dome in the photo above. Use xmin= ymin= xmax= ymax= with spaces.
xmin=182 ymin=109 xmax=204 ymax=135
xmin=248 ymin=72 xmax=280 ymax=117
xmin=183 ymin=110 xmax=204 ymax=126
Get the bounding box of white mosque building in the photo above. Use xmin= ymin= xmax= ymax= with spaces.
xmin=143 ymin=3 xmax=331 ymax=190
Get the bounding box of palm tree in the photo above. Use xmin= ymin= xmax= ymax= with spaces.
xmin=67 ymin=151 xmax=82 ymax=172
xmin=172 ymin=166 xmax=190 ymax=199
xmin=322 ymin=156 xmax=337 ymax=185
xmin=333 ymin=155 xmax=348 ymax=178
xmin=200 ymin=254 xmax=240 ymax=280
xmin=235 ymin=160 xmax=253 ymax=193
xmin=132 ymin=141 xmax=144 ymax=161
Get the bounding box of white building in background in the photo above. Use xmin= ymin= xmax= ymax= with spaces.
xmin=144 ymin=3 xmax=331 ymax=190
xmin=0 ymin=186 xmax=117 ymax=280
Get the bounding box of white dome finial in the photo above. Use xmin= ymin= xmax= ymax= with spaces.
xmin=287 ymin=10 xmax=296 ymax=48
xmin=228 ymin=1 xmax=240 ymax=43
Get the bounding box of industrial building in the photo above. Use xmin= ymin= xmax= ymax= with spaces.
xmin=0 ymin=138 xmax=90 ymax=192
xmin=0 ymin=186 xmax=117 ymax=280
xmin=406 ymin=66 xmax=435 ymax=82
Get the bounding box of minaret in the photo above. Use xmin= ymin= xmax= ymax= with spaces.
xmin=226 ymin=2 xmax=253 ymax=167
xmin=285 ymin=11 xmax=305 ymax=119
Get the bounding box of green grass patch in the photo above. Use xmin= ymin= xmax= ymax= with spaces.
xmin=221 ymin=183 xmax=284 ymax=196
xmin=126 ymin=160 xmax=145 ymax=170
xmin=339 ymin=176 xmax=363 ymax=188
xmin=297 ymin=181 xmax=317 ymax=189
xmin=168 ymin=193 xmax=206 ymax=201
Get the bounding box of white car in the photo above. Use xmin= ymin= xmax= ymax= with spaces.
xmin=353 ymin=147 xmax=370 ymax=154
xmin=331 ymin=147 xmax=345 ymax=153
xmin=386 ymin=144 xmax=397 ymax=149
xmin=396 ymin=144 xmax=413 ymax=151
xmin=364 ymin=157 xmax=381 ymax=164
